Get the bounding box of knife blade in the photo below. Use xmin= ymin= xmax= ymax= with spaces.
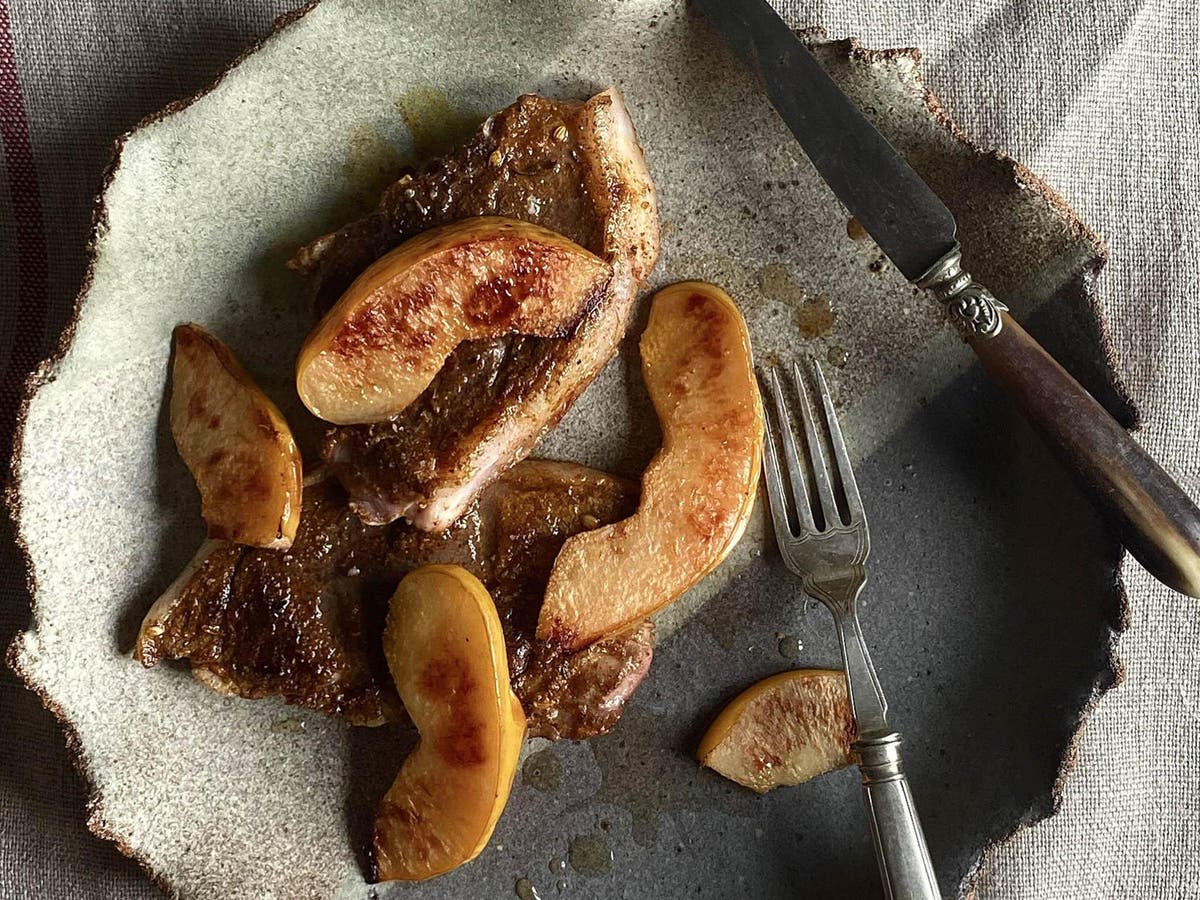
xmin=693 ymin=0 xmax=956 ymax=283
xmin=695 ymin=0 xmax=1200 ymax=598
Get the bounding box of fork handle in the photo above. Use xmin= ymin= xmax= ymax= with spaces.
xmin=855 ymin=733 xmax=940 ymax=900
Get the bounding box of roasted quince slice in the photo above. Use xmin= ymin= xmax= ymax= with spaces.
xmin=698 ymin=669 xmax=855 ymax=793
xmin=296 ymin=216 xmax=611 ymax=425
xmin=170 ymin=323 xmax=302 ymax=549
xmin=373 ymin=565 xmax=526 ymax=882
xmin=537 ymin=281 xmax=763 ymax=650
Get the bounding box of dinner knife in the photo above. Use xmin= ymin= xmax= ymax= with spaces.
xmin=694 ymin=0 xmax=1200 ymax=599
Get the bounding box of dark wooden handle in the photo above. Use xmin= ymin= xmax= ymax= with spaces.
xmin=967 ymin=311 xmax=1200 ymax=596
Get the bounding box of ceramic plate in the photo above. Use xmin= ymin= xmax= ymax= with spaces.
xmin=9 ymin=1 xmax=1126 ymax=897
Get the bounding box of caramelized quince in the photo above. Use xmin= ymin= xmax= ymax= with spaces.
xmin=373 ymin=565 xmax=526 ymax=882
xmin=296 ymin=216 xmax=611 ymax=424
xmin=170 ymin=324 xmax=302 ymax=549
xmin=537 ymin=281 xmax=763 ymax=650
xmin=698 ymin=669 xmax=855 ymax=793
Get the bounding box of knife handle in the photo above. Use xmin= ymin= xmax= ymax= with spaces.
xmin=968 ymin=310 xmax=1200 ymax=597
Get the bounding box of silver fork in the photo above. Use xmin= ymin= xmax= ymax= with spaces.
xmin=761 ymin=359 xmax=940 ymax=900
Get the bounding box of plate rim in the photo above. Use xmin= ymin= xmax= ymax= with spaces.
xmin=4 ymin=3 xmax=1131 ymax=896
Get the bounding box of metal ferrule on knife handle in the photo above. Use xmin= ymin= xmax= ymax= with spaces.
xmin=917 ymin=245 xmax=1009 ymax=338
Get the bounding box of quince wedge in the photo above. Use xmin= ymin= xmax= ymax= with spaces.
xmin=373 ymin=565 xmax=526 ymax=882
xmin=170 ymin=324 xmax=302 ymax=549
xmin=698 ymin=669 xmax=855 ymax=793
xmin=296 ymin=216 xmax=611 ymax=424
xmin=536 ymin=281 xmax=763 ymax=651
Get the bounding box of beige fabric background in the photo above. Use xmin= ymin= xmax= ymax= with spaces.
xmin=1 ymin=0 xmax=1196 ymax=897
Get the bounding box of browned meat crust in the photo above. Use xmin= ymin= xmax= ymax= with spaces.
xmin=136 ymin=462 xmax=654 ymax=738
xmin=294 ymin=89 xmax=659 ymax=531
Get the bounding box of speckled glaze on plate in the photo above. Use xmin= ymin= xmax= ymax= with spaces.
xmin=8 ymin=1 xmax=1126 ymax=898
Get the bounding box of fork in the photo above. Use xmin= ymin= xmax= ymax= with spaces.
xmin=761 ymin=359 xmax=940 ymax=900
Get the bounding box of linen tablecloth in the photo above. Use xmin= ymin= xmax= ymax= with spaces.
xmin=1 ymin=1 xmax=1197 ymax=897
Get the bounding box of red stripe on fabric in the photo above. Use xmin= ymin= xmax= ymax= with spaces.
xmin=0 ymin=0 xmax=50 ymax=468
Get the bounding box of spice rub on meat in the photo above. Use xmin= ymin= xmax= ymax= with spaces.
xmin=293 ymin=88 xmax=660 ymax=532
xmin=136 ymin=461 xmax=653 ymax=739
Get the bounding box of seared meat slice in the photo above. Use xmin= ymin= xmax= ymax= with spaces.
xmin=136 ymin=461 xmax=654 ymax=739
xmin=294 ymin=89 xmax=659 ymax=531
xmin=515 ymin=622 xmax=654 ymax=742
xmin=135 ymin=478 xmax=429 ymax=725
xmin=475 ymin=461 xmax=647 ymax=694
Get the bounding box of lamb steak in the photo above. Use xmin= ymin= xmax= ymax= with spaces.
xmin=293 ymin=88 xmax=660 ymax=531
xmin=136 ymin=461 xmax=653 ymax=739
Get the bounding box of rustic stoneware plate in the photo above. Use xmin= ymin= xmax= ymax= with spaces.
xmin=9 ymin=1 xmax=1127 ymax=897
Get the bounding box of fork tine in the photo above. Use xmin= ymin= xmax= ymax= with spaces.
xmin=760 ymin=412 xmax=799 ymax=543
xmin=811 ymin=360 xmax=866 ymax=524
xmin=791 ymin=359 xmax=842 ymax=528
xmin=763 ymin=366 xmax=817 ymax=532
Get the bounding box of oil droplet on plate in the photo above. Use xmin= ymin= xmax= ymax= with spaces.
xmin=826 ymin=345 xmax=850 ymax=368
xmin=758 ymin=262 xmax=803 ymax=305
xmin=270 ymin=718 xmax=305 ymax=734
xmin=795 ymin=295 xmax=836 ymax=339
xmin=549 ymin=856 xmax=567 ymax=873
xmin=556 ymin=878 xmax=569 ymax=893
xmin=777 ymin=635 xmax=803 ymax=660
xmin=522 ymin=748 xmax=564 ymax=792
xmin=513 ymin=878 xmax=542 ymax=897
xmin=758 ymin=264 xmax=836 ymax=339
xmin=568 ymin=834 xmax=613 ymax=876
xmin=847 ymin=216 xmax=869 ymax=240
xmin=515 ymin=877 xmax=542 ymax=900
